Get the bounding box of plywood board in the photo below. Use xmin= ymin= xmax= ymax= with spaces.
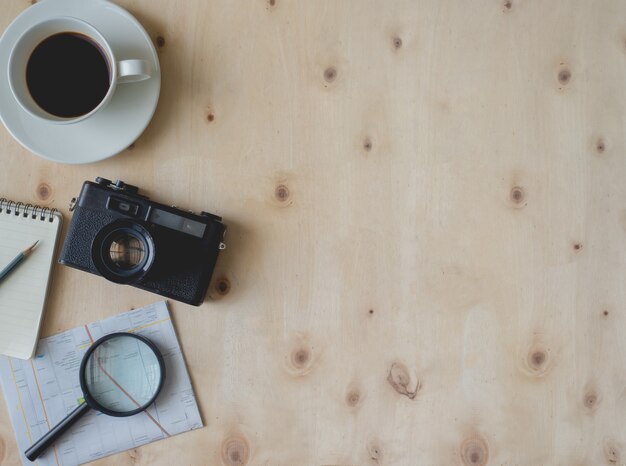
xmin=1 ymin=1 xmax=625 ymax=465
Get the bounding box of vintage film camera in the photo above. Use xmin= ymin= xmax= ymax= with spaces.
xmin=59 ymin=177 xmax=226 ymax=306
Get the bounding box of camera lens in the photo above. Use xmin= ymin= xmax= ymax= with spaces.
xmin=92 ymin=221 xmax=155 ymax=284
xmin=108 ymin=234 xmax=146 ymax=270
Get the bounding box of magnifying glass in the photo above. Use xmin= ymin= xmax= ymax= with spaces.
xmin=25 ymin=332 xmax=165 ymax=462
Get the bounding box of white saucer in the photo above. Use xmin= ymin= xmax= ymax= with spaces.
xmin=0 ymin=0 xmax=160 ymax=164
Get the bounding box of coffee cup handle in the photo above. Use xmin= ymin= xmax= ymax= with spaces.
xmin=117 ymin=59 xmax=152 ymax=84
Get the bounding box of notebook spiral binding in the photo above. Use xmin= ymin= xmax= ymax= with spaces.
xmin=0 ymin=198 xmax=58 ymax=222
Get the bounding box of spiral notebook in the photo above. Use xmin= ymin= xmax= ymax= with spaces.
xmin=0 ymin=199 xmax=62 ymax=359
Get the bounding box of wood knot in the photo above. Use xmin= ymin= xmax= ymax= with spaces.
xmin=221 ymin=436 xmax=250 ymax=466
xmin=287 ymin=342 xmax=316 ymax=376
xmin=524 ymin=345 xmax=552 ymax=377
xmin=392 ymin=37 xmax=402 ymax=49
xmin=156 ymin=35 xmax=166 ymax=48
xmin=503 ymin=0 xmax=512 ymax=10
xmin=573 ymin=242 xmax=583 ymax=252
xmin=207 ymin=112 xmax=215 ymax=122
xmin=268 ymin=0 xmax=276 ymax=6
xmin=367 ymin=439 xmax=383 ymax=464
xmin=461 ymin=437 xmax=489 ymax=466
xmin=387 ymin=362 xmax=421 ymax=399
xmin=323 ymin=66 xmax=337 ymax=83
xmin=274 ymin=184 xmax=290 ymax=202
xmin=345 ymin=389 xmax=361 ymax=407
xmin=285 ymin=334 xmax=316 ymax=376
xmin=510 ymin=186 xmax=525 ymax=205
xmin=596 ymin=138 xmax=605 ymax=154
xmin=604 ymin=439 xmax=622 ymax=464
xmin=603 ymin=310 xmax=609 ymax=317
xmin=363 ymin=138 xmax=373 ymax=152
xmin=583 ymin=391 xmax=600 ymax=411
xmin=292 ymin=348 xmax=309 ymax=367
xmin=368 ymin=309 xmax=374 ymax=315
xmin=127 ymin=142 xmax=136 ymax=150
xmin=128 ymin=448 xmax=141 ymax=463
xmin=530 ymin=350 xmax=546 ymax=368
xmin=36 ymin=182 xmax=51 ymax=201
xmin=558 ymin=68 xmax=571 ymax=85
xmin=215 ymin=277 xmax=231 ymax=296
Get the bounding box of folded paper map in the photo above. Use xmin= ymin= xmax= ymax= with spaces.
xmin=0 ymin=301 xmax=203 ymax=466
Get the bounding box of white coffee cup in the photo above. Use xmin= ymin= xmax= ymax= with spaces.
xmin=8 ymin=16 xmax=152 ymax=124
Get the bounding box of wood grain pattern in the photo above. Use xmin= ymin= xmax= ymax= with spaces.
xmin=1 ymin=0 xmax=626 ymax=465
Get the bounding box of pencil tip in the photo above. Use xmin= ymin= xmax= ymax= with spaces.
xmin=24 ymin=240 xmax=39 ymax=255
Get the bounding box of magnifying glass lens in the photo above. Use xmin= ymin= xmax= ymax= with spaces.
xmin=83 ymin=334 xmax=162 ymax=414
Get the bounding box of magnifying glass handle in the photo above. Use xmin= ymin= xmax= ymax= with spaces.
xmin=25 ymin=401 xmax=91 ymax=462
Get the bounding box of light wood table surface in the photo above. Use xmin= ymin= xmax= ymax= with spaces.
xmin=1 ymin=1 xmax=626 ymax=465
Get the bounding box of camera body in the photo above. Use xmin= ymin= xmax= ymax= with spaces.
xmin=59 ymin=178 xmax=226 ymax=306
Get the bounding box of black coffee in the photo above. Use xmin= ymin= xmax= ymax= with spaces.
xmin=26 ymin=32 xmax=110 ymax=118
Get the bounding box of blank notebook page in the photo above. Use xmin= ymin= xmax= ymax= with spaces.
xmin=0 ymin=206 xmax=62 ymax=359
